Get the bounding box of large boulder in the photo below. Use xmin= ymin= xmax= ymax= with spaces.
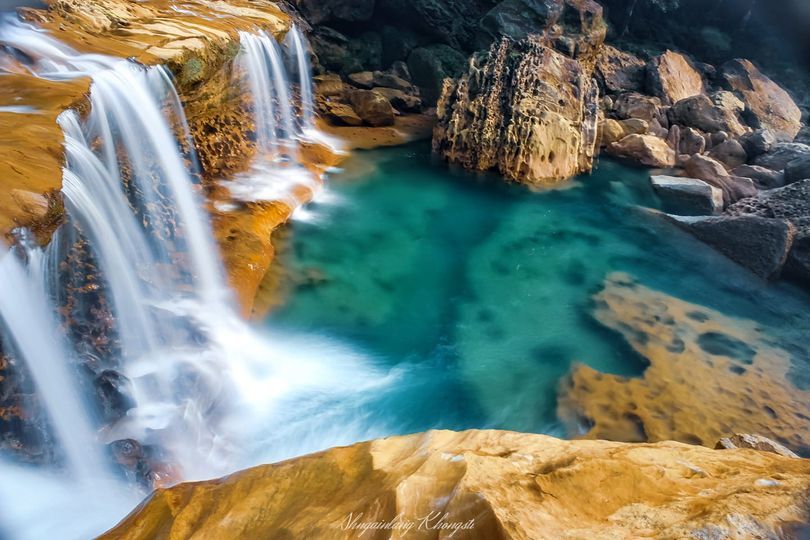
xmin=646 ymin=50 xmax=705 ymax=105
xmin=372 ymin=87 xmax=422 ymax=112
xmin=725 ymin=180 xmax=810 ymax=285
xmin=707 ymin=139 xmax=747 ymax=169
xmin=785 ymin=155 xmax=810 ymax=184
xmin=651 ymin=175 xmax=724 ymax=216
xmin=606 ymin=134 xmax=676 ymax=168
xmin=731 ymin=164 xmax=785 ymax=190
xmin=595 ymin=45 xmax=646 ymax=94
xmin=407 ymin=44 xmax=467 ymax=103
xmin=666 ymin=215 xmax=795 ymax=280
xmin=684 ymin=154 xmax=756 ymax=205
xmin=721 ymin=59 xmax=802 ymax=142
xmin=347 ymin=89 xmax=396 ymax=126
xmin=754 ymin=142 xmax=810 ymax=171
xmin=739 ymin=129 xmax=777 ymax=158
xmin=668 ymin=93 xmax=747 ymax=137
xmin=433 ymin=37 xmax=600 ymax=185
xmin=612 ymin=92 xmax=664 ymax=124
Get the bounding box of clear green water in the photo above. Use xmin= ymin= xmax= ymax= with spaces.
xmin=264 ymin=143 xmax=810 ymax=443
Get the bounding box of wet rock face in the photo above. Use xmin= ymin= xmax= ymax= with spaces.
xmin=433 ymin=36 xmax=601 ymax=185
xmin=558 ymin=273 xmax=810 ymax=453
xmin=101 ymin=429 xmax=810 ymax=540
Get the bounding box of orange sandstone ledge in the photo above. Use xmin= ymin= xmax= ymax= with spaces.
xmin=100 ymin=429 xmax=810 ymax=540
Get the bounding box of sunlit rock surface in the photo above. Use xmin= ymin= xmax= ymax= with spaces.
xmin=559 ymin=273 xmax=810 ymax=452
xmin=101 ymin=429 xmax=810 ymax=540
xmin=433 ymin=36 xmax=600 ymax=185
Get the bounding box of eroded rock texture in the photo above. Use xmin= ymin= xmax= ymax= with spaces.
xmin=558 ymin=273 xmax=810 ymax=453
xmin=433 ymin=36 xmax=600 ymax=185
xmin=101 ymin=429 xmax=810 ymax=540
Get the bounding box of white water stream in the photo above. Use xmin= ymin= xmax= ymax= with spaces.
xmin=0 ymin=17 xmax=379 ymax=540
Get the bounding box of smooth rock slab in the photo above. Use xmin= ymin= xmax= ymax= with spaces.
xmin=651 ymin=175 xmax=723 ymax=215
xmin=100 ymin=429 xmax=810 ymax=540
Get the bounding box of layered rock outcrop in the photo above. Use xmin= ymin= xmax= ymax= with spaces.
xmin=101 ymin=429 xmax=810 ymax=539
xmin=433 ymin=35 xmax=601 ymax=185
xmin=558 ymin=273 xmax=810 ymax=453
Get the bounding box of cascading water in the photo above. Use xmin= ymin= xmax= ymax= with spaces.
xmin=0 ymin=17 xmax=382 ymax=540
xmin=286 ymin=25 xmax=315 ymax=134
xmin=225 ymin=27 xmax=341 ymax=205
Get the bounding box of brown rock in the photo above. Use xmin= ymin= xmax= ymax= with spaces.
xmin=721 ymin=59 xmax=802 ymax=141
xmin=598 ymin=118 xmax=625 ymax=146
xmin=716 ymin=434 xmax=799 ymax=458
xmin=101 ymin=429 xmax=810 ymax=540
xmin=372 ymin=87 xmax=421 ymax=113
xmin=731 ymin=164 xmax=785 ymax=189
xmin=347 ymin=89 xmax=396 ymax=127
xmin=595 ymin=45 xmax=645 ymax=94
xmin=647 ymin=50 xmax=705 ymax=105
xmin=619 ymin=117 xmax=648 ymax=135
xmin=613 ymin=92 xmax=662 ymax=123
xmin=314 ymin=73 xmax=345 ymax=97
xmin=324 ymin=102 xmax=363 ymax=126
xmin=668 ymin=93 xmax=748 ymax=137
xmin=684 ymin=154 xmax=756 ymax=204
xmin=558 ymin=273 xmax=810 ymax=449
xmin=607 ymin=134 xmax=676 ymax=168
xmin=708 ymin=139 xmax=747 ymax=169
xmin=433 ymin=37 xmax=600 ymax=185
xmin=347 ymin=70 xmax=375 ymax=89
xmin=679 ymin=126 xmax=706 ymax=155
xmin=10 ymin=189 xmax=50 ymax=221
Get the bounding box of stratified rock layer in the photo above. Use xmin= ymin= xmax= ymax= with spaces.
xmin=558 ymin=273 xmax=810 ymax=452
xmin=433 ymin=36 xmax=600 ymax=185
xmin=101 ymin=429 xmax=810 ymax=540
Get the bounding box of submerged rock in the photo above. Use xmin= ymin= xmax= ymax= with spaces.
xmin=558 ymin=273 xmax=810 ymax=450
xmin=100 ymin=429 xmax=810 ymax=540
xmin=433 ymin=36 xmax=600 ymax=185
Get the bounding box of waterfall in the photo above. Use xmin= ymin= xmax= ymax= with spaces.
xmin=0 ymin=247 xmax=107 ymax=483
xmin=0 ymin=16 xmax=378 ymax=540
xmin=286 ymin=25 xmax=315 ymax=134
xmin=226 ymin=28 xmax=330 ymax=204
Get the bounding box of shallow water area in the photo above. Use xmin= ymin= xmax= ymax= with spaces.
xmin=267 ymin=143 xmax=810 ymax=438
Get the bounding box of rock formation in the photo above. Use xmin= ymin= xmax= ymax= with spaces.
xmin=433 ymin=36 xmax=601 ymax=185
xmin=101 ymin=429 xmax=810 ymax=539
xmin=558 ymin=273 xmax=810 ymax=452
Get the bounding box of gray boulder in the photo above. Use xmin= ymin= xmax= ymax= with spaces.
xmin=754 ymin=142 xmax=810 ymax=171
xmin=651 ymin=175 xmax=724 ymax=216
xmin=666 ymin=215 xmax=795 ymax=280
xmin=784 ymin=155 xmax=810 ymax=184
xmin=731 ymin=165 xmax=785 ymax=190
